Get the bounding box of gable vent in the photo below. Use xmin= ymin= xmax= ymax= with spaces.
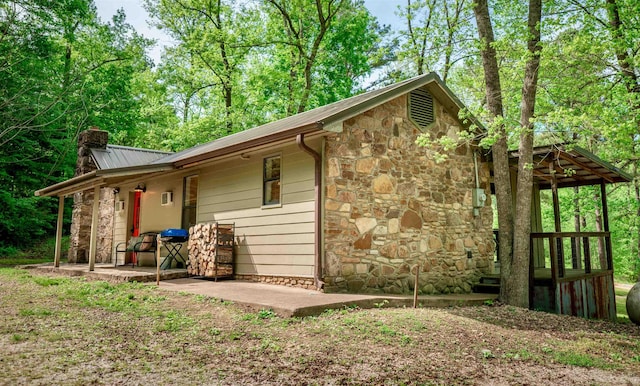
xmin=409 ymin=88 xmax=435 ymax=129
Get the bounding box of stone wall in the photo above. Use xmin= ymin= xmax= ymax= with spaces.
xmin=68 ymin=128 xmax=114 ymax=264
xmin=235 ymin=274 xmax=316 ymax=290
xmin=323 ymin=94 xmax=494 ymax=294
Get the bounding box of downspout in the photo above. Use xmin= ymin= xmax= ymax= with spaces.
xmin=296 ymin=133 xmax=324 ymax=291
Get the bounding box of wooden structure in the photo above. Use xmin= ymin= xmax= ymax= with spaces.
xmin=187 ymin=223 xmax=235 ymax=279
xmin=509 ymin=144 xmax=632 ymax=320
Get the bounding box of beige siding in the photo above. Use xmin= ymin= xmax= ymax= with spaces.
xmin=112 ymin=173 xmax=188 ymax=267
xmin=198 ymin=142 xmax=318 ymax=278
xmin=112 ymin=194 xmax=128 ymax=266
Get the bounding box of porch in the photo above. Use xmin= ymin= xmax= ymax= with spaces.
xmin=529 ymin=231 xmax=616 ymax=320
xmin=23 ymin=263 xmax=189 ymax=283
xmin=483 ymin=144 xmax=631 ymax=321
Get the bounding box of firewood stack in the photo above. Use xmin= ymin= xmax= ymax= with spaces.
xmin=187 ymin=222 xmax=234 ymax=278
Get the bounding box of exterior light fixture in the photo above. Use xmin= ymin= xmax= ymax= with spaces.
xmin=134 ymin=183 xmax=146 ymax=193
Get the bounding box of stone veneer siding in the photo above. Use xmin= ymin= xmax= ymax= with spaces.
xmin=68 ymin=128 xmax=114 ymax=264
xmin=235 ymin=274 xmax=316 ymax=290
xmin=323 ymin=94 xmax=494 ymax=294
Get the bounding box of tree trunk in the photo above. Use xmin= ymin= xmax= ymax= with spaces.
xmin=510 ymin=0 xmax=542 ymax=309
xmin=636 ymin=175 xmax=640 ymax=280
xmin=472 ymin=0 xmax=513 ymax=302
xmin=606 ymin=0 xmax=640 ymax=280
xmin=474 ymin=0 xmax=542 ymax=308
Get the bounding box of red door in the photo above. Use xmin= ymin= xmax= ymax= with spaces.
xmin=131 ymin=191 xmax=142 ymax=264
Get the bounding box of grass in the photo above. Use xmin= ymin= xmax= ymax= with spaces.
xmin=1 ymin=268 xmax=639 ymax=385
xmin=0 ymin=236 xmax=69 ymax=267
xmin=615 ymin=284 xmax=632 ymax=323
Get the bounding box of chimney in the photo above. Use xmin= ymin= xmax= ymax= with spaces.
xmin=69 ymin=127 xmax=110 ymax=263
xmin=75 ymin=127 xmax=108 ymax=177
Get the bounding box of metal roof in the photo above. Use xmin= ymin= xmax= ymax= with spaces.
xmin=90 ymin=145 xmax=172 ymax=170
xmin=154 ymin=72 xmax=477 ymax=167
xmin=509 ymin=144 xmax=632 ymax=188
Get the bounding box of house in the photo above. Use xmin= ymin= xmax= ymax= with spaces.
xmin=36 ymin=73 xmax=497 ymax=294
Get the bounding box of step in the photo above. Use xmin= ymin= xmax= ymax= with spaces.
xmin=480 ymin=275 xmax=501 ymax=285
xmin=473 ymin=283 xmax=500 ymax=294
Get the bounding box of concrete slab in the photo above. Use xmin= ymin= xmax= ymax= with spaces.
xmin=22 ymin=263 xmax=188 ymax=283
xmin=21 ymin=264 xmax=498 ymax=317
xmin=158 ymin=278 xmax=498 ymax=317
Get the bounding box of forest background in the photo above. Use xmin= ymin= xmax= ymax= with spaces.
xmin=1 ymin=0 xmax=638 ymax=281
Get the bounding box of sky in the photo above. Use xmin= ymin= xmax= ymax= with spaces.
xmin=94 ymin=0 xmax=405 ymax=64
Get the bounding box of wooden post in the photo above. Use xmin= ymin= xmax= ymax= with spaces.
xmin=413 ymin=264 xmax=419 ymax=308
xmin=600 ymin=181 xmax=613 ymax=271
xmin=583 ymin=236 xmax=591 ymax=274
xmin=156 ymin=234 xmax=162 ymax=286
xmin=88 ymin=186 xmax=100 ymax=272
xmin=550 ymin=160 xmax=564 ymax=270
xmin=54 ymin=196 xmax=65 ymax=268
xmin=529 ymin=236 xmax=534 ymax=310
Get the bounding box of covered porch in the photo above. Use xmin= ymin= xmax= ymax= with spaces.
xmin=516 ymin=144 xmax=631 ymax=320
xmin=34 ymin=162 xmax=175 ymax=272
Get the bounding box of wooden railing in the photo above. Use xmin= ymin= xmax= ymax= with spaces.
xmin=530 ymin=232 xmax=612 ymax=282
xmin=529 ymin=231 xmax=616 ymax=320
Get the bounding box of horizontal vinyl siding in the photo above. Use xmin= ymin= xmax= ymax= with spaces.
xmin=197 ymin=143 xmax=317 ymax=278
xmin=113 ymin=205 xmax=128 ymax=265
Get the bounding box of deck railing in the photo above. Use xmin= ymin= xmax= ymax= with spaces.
xmin=530 ymin=232 xmax=612 ymax=282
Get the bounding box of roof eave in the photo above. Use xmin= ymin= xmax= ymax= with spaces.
xmin=174 ymin=123 xmax=324 ymax=168
xmin=571 ymin=146 xmax=633 ymax=183
xmin=35 ymin=171 xmax=102 ymax=198
xmin=34 ymin=163 xmax=175 ymax=198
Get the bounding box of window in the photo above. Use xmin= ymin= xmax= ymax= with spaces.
xmin=181 ymin=175 xmax=198 ymax=230
xmin=263 ymin=155 xmax=281 ymax=206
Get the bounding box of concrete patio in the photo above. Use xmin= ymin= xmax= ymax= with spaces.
xmin=23 ymin=262 xmax=188 ymax=283
xmin=22 ymin=263 xmax=498 ymax=317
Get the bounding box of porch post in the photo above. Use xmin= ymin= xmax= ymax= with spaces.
xmin=600 ymin=181 xmax=613 ymax=270
xmin=550 ymin=161 xmax=562 ymax=233
xmin=550 ymin=159 xmax=564 ymax=272
xmin=54 ymin=195 xmax=65 ymax=268
xmin=88 ymin=186 xmax=100 ymax=271
xmin=600 ymin=181 xmax=610 ymax=232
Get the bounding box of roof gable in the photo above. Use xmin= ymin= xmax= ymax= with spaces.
xmin=36 ymin=73 xmax=478 ymax=197
xmin=155 ymin=72 xmax=477 ymax=167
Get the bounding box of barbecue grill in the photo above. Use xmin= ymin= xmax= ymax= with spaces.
xmin=160 ymin=228 xmax=189 ymax=242
xmin=159 ymin=228 xmax=188 ymax=269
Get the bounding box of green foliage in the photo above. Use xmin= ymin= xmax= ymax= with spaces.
xmin=0 ymin=235 xmax=69 ymax=266
xmin=0 ymin=0 xmax=154 ymax=250
xmin=144 ymin=0 xmax=382 ymax=150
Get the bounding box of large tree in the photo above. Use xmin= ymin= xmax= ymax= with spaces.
xmin=0 ymin=0 xmax=152 ymax=250
xmin=145 ymin=0 xmax=382 ymax=145
xmin=472 ymin=0 xmax=542 ymax=307
xmin=396 ymin=0 xmax=472 ymax=82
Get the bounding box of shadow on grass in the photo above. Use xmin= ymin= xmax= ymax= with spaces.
xmin=0 ymin=236 xmax=69 ymax=267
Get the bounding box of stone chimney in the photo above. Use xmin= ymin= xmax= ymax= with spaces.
xmin=68 ymin=127 xmax=113 ymax=263
xmin=75 ymin=127 xmax=108 ymax=176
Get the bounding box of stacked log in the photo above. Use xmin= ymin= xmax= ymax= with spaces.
xmin=187 ymin=223 xmax=234 ymax=277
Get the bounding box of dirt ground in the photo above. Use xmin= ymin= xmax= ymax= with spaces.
xmin=1 ymin=269 xmax=639 ymax=385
